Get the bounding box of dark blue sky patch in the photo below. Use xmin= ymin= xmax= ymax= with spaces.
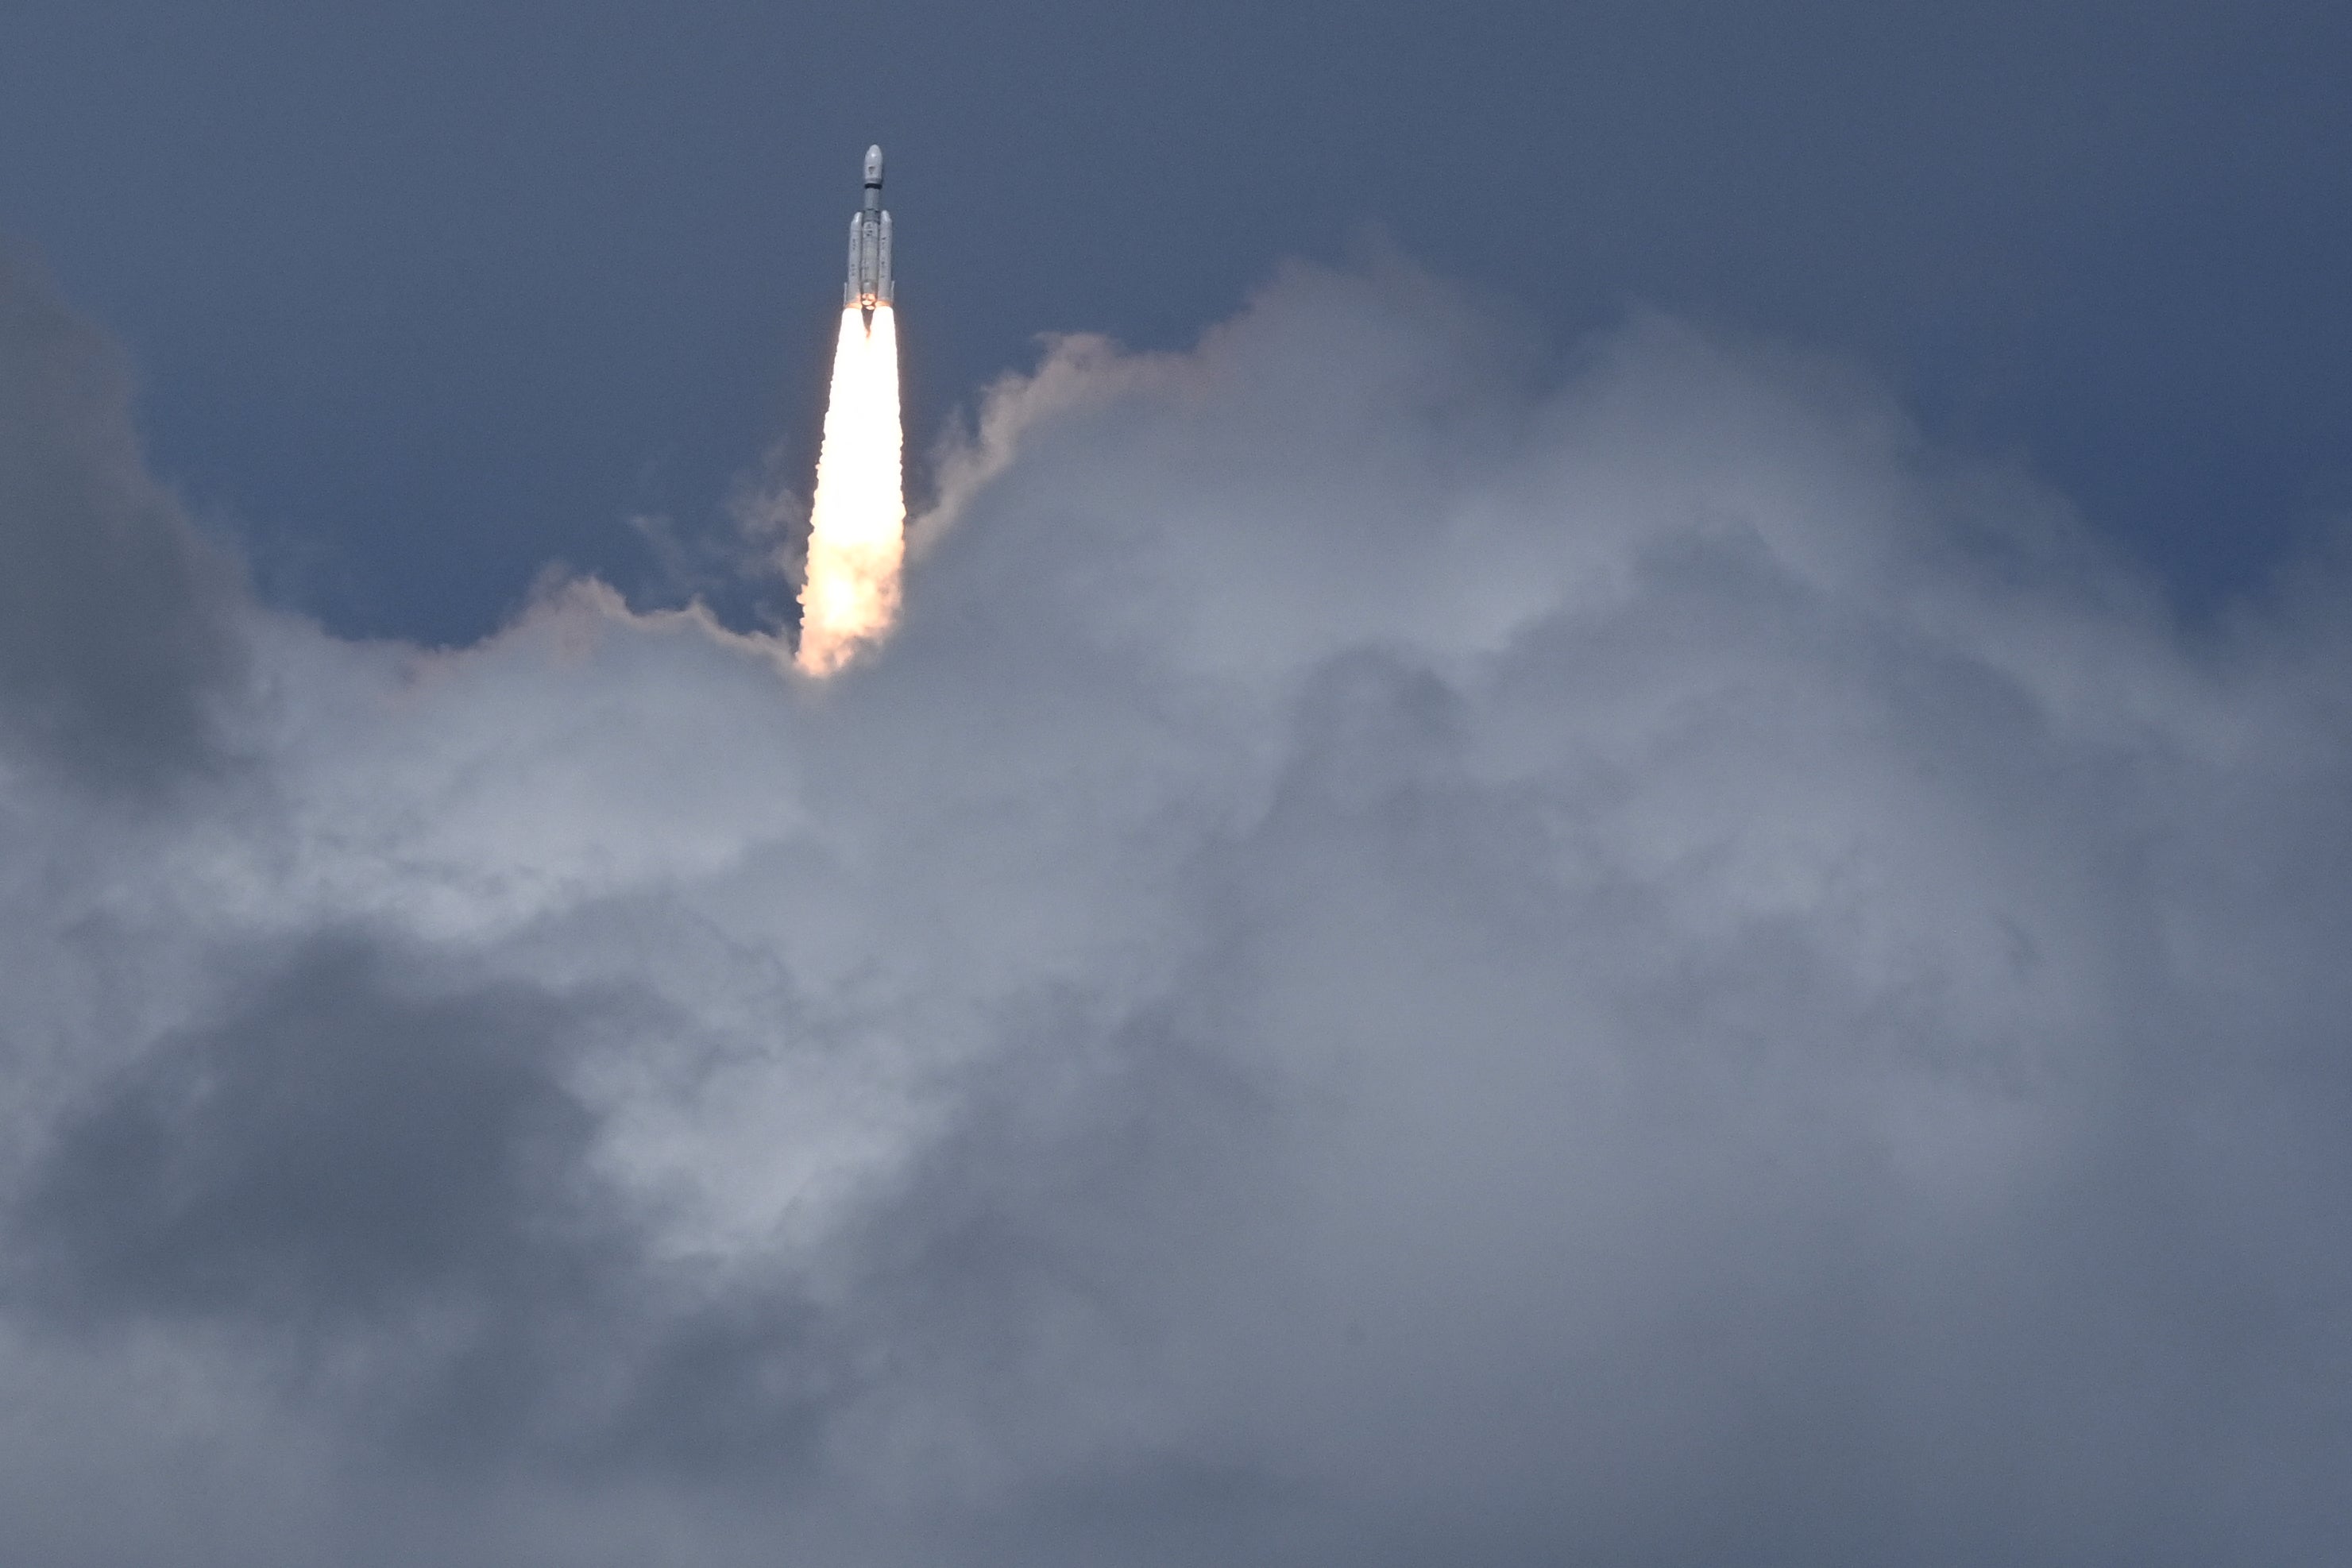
xmin=2 ymin=0 xmax=2344 ymax=639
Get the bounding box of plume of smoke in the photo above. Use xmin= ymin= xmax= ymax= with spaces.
xmin=797 ymin=305 xmax=906 ymax=674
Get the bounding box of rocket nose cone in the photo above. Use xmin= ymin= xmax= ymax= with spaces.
xmin=863 ymin=145 xmax=884 ymax=183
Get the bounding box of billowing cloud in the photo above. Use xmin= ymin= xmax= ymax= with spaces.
xmin=0 ymin=258 xmax=2346 ymax=1566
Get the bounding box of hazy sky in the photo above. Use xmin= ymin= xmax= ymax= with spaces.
xmin=3 ymin=0 xmax=2346 ymax=641
xmin=3 ymin=6 xmax=2350 ymax=1565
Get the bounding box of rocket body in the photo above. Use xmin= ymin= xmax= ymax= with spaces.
xmin=845 ymin=145 xmax=894 ymax=312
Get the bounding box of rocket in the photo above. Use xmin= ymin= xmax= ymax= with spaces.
xmin=845 ymin=145 xmax=894 ymax=314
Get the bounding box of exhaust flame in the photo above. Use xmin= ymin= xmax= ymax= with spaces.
xmin=797 ymin=304 xmax=905 ymax=675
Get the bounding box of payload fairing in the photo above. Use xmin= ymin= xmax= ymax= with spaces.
xmin=845 ymin=144 xmax=894 ymax=314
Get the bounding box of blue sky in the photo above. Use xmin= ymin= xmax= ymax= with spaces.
xmin=4 ymin=0 xmax=2344 ymax=642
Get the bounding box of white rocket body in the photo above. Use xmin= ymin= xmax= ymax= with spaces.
xmin=845 ymin=145 xmax=894 ymax=311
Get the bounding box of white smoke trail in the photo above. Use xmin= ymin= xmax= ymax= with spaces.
xmin=797 ymin=305 xmax=906 ymax=675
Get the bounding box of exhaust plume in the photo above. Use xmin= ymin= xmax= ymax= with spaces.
xmin=797 ymin=304 xmax=905 ymax=674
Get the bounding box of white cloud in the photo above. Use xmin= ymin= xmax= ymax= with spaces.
xmin=2 ymin=259 xmax=2346 ymax=1565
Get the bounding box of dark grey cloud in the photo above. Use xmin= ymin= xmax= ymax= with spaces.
xmin=8 ymin=933 xmax=849 ymax=1494
xmin=17 ymin=937 xmax=611 ymax=1328
xmin=0 ymin=263 xmax=2346 ymax=1564
xmin=0 ymin=253 xmax=245 ymax=786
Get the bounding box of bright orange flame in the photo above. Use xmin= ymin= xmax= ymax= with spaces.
xmin=797 ymin=304 xmax=905 ymax=675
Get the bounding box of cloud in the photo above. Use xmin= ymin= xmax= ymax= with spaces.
xmin=0 ymin=257 xmax=2347 ymax=1564
xmin=0 ymin=251 xmax=246 ymax=790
